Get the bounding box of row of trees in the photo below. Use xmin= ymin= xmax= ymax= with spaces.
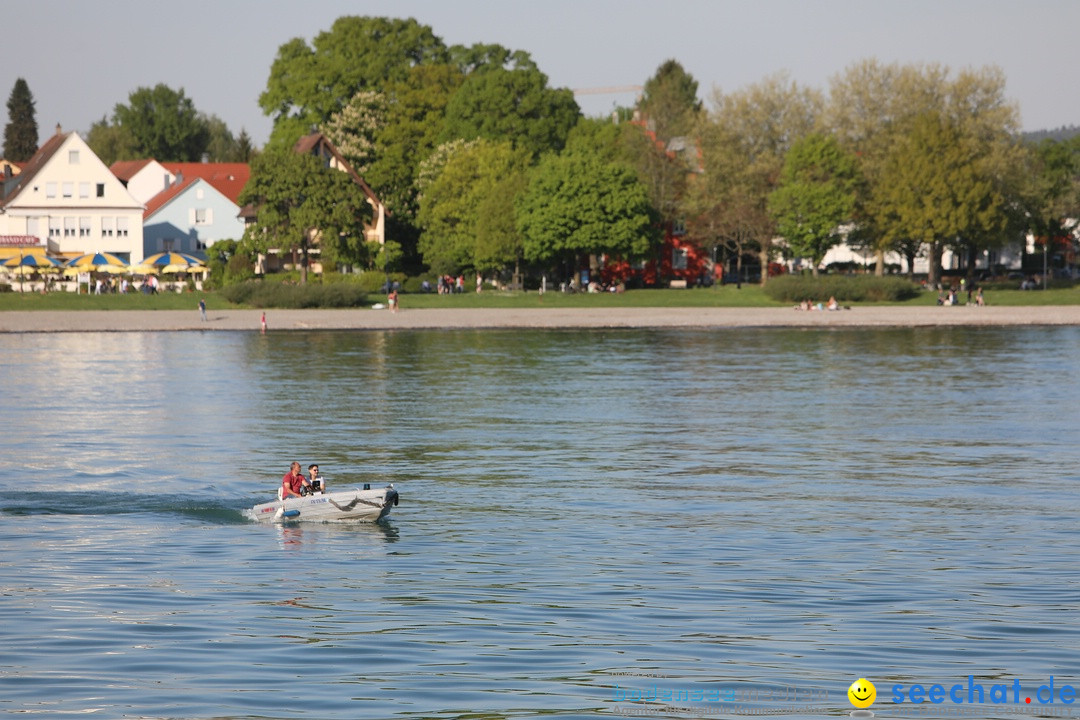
xmin=249 ymin=17 xmax=1080 ymax=288
xmin=6 ymin=17 xmax=1080 ymax=289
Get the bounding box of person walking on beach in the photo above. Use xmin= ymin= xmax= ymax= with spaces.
xmin=198 ymin=298 xmax=207 ymax=322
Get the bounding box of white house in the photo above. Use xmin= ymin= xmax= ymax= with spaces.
xmin=111 ymin=159 xmax=172 ymax=205
xmin=0 ymin=126 xmax=144 ymax=263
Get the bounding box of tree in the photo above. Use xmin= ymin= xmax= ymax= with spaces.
xmin=322 ymin=90 xmax=387 ymax=176
xmin=639 ymin=59 xmax=702 ymax=141
xmin=416 ymin=139 xmax=530 ymax=275
xmin=872 ymin=111 xmax=1007 ymax=286
xmin=238 ymin=148 xmax=371 ymax=282
xmin=259 ymin=16 xmax=447 ymax=148
xmin=693 ymin=74 xmax=821 ymax=284
xmin=4 ymin=78 xmax=38 ymax=161
xmin=768 ymin=133 xmax=860 ymax=275
xmin=112 ymin=84 xmax=211 ymax=161
xmin=86 ymin=116 xmax=138 ymax=166
xmin=516 ymin=150 xmax=659 ymax=272
xmin=827 ymin=60 xmax=1023 ymax=276
xmin=203 ymin=114 xmax=237 ymax=162
xmin=441 ymin=64 xmax=580 ymax=158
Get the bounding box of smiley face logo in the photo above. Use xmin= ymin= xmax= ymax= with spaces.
xmin=848 ymin=678 xmax=876 ymax=708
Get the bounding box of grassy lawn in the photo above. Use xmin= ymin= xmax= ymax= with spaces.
xmin=2 ymin=282 xmax=1080 ymax=311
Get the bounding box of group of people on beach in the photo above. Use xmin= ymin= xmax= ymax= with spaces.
xmin=794 ymin=296 xmax=842 ymax=311
xmin=280 ymin=461 xmax=326 ymax=500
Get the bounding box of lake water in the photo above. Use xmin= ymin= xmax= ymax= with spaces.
xmin=2 ymin=326 xmax=1079 ymax=719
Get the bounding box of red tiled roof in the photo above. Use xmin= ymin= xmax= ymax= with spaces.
xmin=0 ymin=131 xmax=68 ymax=208
xmin=143 ymin=176 xmax=200 ymax=219
xmin=160 ymin=162 xmax=249 ymax=204
xmin=110 ymin=159 xmax=154 ymax=182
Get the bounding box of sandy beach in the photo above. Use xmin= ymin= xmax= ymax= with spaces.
xmin=3 ymin=304 xmax=1080 ymax=332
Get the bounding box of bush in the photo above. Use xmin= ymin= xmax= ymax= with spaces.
xmin=402 ymin=275 xmax=434 ymax=293
xmin=220 ymin=280 xmax=369 ymax=308
xmin=764 ymin=274 xmax=921 ymax=303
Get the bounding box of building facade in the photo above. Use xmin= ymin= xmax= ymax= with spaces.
xmin=0 ymin=128 xmax=144 ymax=263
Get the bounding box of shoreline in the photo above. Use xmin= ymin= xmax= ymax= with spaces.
xmin=4 ymin=305 xmax=1080 ymax=332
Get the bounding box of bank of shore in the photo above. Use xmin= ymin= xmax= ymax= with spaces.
xmin=3 ymin=305 xmax=1080 ymax=332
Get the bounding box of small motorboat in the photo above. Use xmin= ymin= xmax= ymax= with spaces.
xmin=248 ymin=484 xmax=399 ymax=523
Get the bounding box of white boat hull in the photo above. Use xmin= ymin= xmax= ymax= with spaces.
xmin=248 ymin=485 xmax=399 ymax=523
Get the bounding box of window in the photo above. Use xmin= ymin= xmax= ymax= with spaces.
xmin=672 ymin=247 xmax=689 ymax=271
xmin=163 ymin=239 xmax=175 ymax=252
xmin=196 ymin=187 xmax=205 ymax=200
xmin=62 ymin=182 xmax=73 ymax=198
xmin=96 ymin=183 xmax=105 ymax=198
xmin=27 ymin=217 xmax=40 ymax=239
xmin=79 ymin=182 xmax=90 ymax=198
xmin=69 ymin=150 xmax=79 ymax=164
xmin=102 ymin=217 xmax=113 ymax=237
xmin=117 ymin=217 xmax=129 ymax=237
xmin=64 ymin=217 xmax=76 ymax=237
xmin=49 ymin=218 xmax=61 ymax=238
xmin=196 ymin=239 xmax=208 ymax=251
xmin=672 ymin=218 xmax=687 ymax=236
xmin=46 ymin=182 xmax=57 ymax=198
xmin=195 ymin=208 xmax=208 ymax=224
xmin=79 ymin=217 xmax=91 ymax=237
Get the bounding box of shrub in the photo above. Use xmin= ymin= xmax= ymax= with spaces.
xmin=764 ymin=274 xmax=921 ymax=303
xmin=220 ymin=280 xmax=369 ymax=308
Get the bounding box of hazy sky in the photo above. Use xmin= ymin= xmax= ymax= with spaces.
xmin=5 ymin=0 xmax=1078 ymax=148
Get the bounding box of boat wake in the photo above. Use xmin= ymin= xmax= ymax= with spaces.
xmin=0 ymin=491 xmax=251 ymax=524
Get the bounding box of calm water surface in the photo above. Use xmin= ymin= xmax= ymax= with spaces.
xmin=1 ymin=326 xmax=1078 ymax=719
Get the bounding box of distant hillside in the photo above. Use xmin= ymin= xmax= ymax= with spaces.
xmin=1023 ymin=125 xmax=1080 ymax=143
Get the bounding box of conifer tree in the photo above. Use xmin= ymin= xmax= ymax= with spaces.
xmin=4 ymin=78 xmax=39 ymax=161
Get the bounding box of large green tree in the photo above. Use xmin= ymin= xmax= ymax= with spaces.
xmin=441 ymin=63 xmax=580 ymax=158
xmin=238 ymin=149 xmax=371 ymax=282
xmin=516 ymin=150 xmax=659 ymax=273
xmin=259 ymin=16 xmax=447 ymax=148
xmin=416 ymin=139 xmax=530 ymax=275
xmin=872 ymin=111 xmax=1007 ymax=286
xmin=4 ymin=78 xmax=38 ymax=161
xmin=768 ymin=132 xmax=860 ymax=275
xmin=111 ymin=84 xmax=211 ymax=161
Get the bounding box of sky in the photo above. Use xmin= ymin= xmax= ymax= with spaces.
xmin=4 ymin=0 xmax=1079 ymax=149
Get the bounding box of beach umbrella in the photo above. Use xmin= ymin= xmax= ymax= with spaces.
xmin=65 ymin=252 xmax=128 ymax=271
xmin=141 ymin=252 xmax=205 ymax=269
xmin=4 ymin=254 xmax=64 ymax=269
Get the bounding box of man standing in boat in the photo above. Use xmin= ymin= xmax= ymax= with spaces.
xmin=281 ymin=461 xmax=310 ymax=500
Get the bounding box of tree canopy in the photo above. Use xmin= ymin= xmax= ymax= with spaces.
xmin=441 ymin=64 xmax=580 ymax=159
xmin=260 ymin=16 xmax=448 ymax=148
xmin=416 ymin=139 xmax=530 ymax=275
xmin=517 ymin=150 xmax=659 ymax=268
xmin=768 ymin=133 xmax=860 ymax=275
xmin=239 ymin=148 xmax=372 ymax=282
xmin=104 ymin=84 xmax=211 ymax=162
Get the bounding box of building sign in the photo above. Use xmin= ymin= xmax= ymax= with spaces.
xmin=0 ymin=235 xmax=42 ymax=246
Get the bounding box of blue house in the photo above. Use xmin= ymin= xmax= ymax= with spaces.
xmin=142 ymin=175 xmax=246 ymax=258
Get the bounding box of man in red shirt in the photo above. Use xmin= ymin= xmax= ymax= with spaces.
xmin=281 ymin=461 xmax=310 ymax=500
